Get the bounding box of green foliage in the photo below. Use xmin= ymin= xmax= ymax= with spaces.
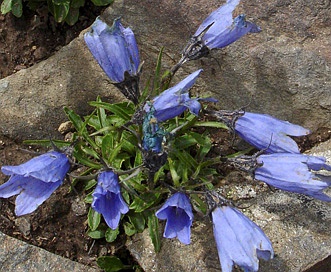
xmin=0 ymin=0 xmax=114 ymax=25
xmin=97 ymin=256 xmax=130 ymax=272
xmin=23 ymin=47 xmax=229 ymax=270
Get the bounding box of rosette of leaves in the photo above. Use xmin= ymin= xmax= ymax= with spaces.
xmin=0 ymin=0 xmax=113 ymax=25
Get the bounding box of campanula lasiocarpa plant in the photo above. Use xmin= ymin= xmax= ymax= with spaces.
xmin=1 ymin=0 xmax=330 ymax=271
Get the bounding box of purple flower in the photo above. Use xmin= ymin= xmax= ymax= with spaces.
xmin=0 ymin=151 xmax=70 ymax=216
xmin=195 ymin=1 xmax=261 ymax=49
xmin=92 ymin=171 xmax=129 ymax=229
xmin=144 ymin=70 xmax=217 ymax=122
xmin=84 ymin=17 xmax=140 ymax=104
xmin=235 ymin=112 xmax=310 ymax=153
xmin=212 ymin=205 xmax=274 ymax=272
xmin=155 ymin=192 xmax=193 ymax=244
xmin=255 ymin=153 xmax=331 ymax=202
xmin=181 ymin=0 xmax=260 ymax=61
xmin=214 ymin=111 xmax=310 ymax=153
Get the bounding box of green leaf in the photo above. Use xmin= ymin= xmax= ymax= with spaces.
xmin=11 ymin=0 xmax=22 ymax=17
xmin=147 ymin=212 xmax=161 ymax=252
xmin=90 ymin=0 xmax=113 ymax=6
xmin=128 ymin=212 xmax=146 ymax=232
xmin=191 ymin=132 xmax=212 ymax=160
xmin=194 ymin=121 xmax=229 ymax=130
xmin=190 ymin=193 xmax=207 ymax=214
xmin=84 ymin=193 xmax=93 ymax=204
xmin=64 ymin=106 xmax=85 ymax=132
xmin=1 ymin=0 xmax=13 ymax=14
xmin=23 ymin=139 xmax=71 ymax=148
xmin=65 ymin=7 xmax=79 ymax=25
xmin=173 ymin=149 xmax=197 ymax=172
xmin=53 ymin=2 xmax=70 ymax=22
xmin=105 ymin=228 xmax=119 ymax=243
xmin=73 ymin=147 xmax=101 ymax=169
xmin=97 ymin=256 xmax=125 ymax=272
xmin=88 ymin=207 xmax=101 ymax=231
xmin=87 ymin=228 xmax=106 ymax=239
xmin=130 ymin=193 xmax=160 ymax=213
xmin=89 ymin=101 xmax=133 ymax=122
xmin=71 ymin=0 xmax=85 ymax=8
xmin=96 ymin=97 xmax=107 ymax=128
xmin=83 ymin=179 xmax=97 ymax=190
xmin=101 ymin=134 xmax=114 ymax=160
xmin=153 ymin=47 xmax=163 ymax=93
xmin=123 ymin=222 xmax=137 ymax=236
xmin=168 ymin=158 xmax=180 ymax=187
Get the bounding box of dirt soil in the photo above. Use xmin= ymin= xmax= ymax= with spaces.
xmin=0 ymin=5 xmax=331 ymax=272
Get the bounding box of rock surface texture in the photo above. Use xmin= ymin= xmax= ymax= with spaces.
xmin=0 ymin=0 xmax=330 ymax=140
xmin=126 ymin=139 xmax=331 ymax=272
xmin=0 ymin=231 xmax=99 ymax=272
xmin=0 ymin=0 xmax=330 ymax=271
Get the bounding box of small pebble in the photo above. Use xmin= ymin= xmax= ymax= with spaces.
xmin=14 ymin=217 xmax=31 ymax=236
xmin=58 ymin=121 xmax=74 ymax=134
xmin=71 ymin=197 xmax=87 ymax=216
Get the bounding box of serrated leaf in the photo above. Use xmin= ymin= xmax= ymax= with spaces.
xmin=88 ymin=207 xmax=101 ymax=231
xmin=97 ymin=256 xmax=125 ymax=272
xmin=147 ymin=213 xmax=161 ymax=252
xmin=105 ymin=228 xmax=119 ymax=243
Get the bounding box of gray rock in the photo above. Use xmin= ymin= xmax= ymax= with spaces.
xmin=0 ymin=31 xmax=124 ymax=140
xmin=102 ymin=0 xmax=331 ymax=130
xmin=0 ymin=231 xmax=99 ymax=272
xmin=0 ymin=0 xmax=330 ymax=141
xmin=126 ymin=140 xmax=331 ymax=272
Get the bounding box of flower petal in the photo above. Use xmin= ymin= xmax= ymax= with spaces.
xmin=144 ymin=70 xmax=207 ymax=122
xmin=255 ymin=153 xmax=331 ymax=201
xmin=0 ymin=175 xmax=26 ymax=198
xmin=15 ymin=178 xmax=62 ymax=216
xmin=212 ymin=206 xmax=273 ymax=272
xmin=1 ymin=151 xmax=70 ymax=183
xmin=92 ymin=171 xmax=129 ymax=229
xmin=84 ymin=17 xmax=140 ymax=83
xmin=206 ymin=14 xmax=261 ymax=49
xmin=194 ymin=0 xmax=240 ymax=38
xmin=156 ymin=192 xmax=193 ymax=244
xmin=235 ymin=112 xmax=310 ymax=153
